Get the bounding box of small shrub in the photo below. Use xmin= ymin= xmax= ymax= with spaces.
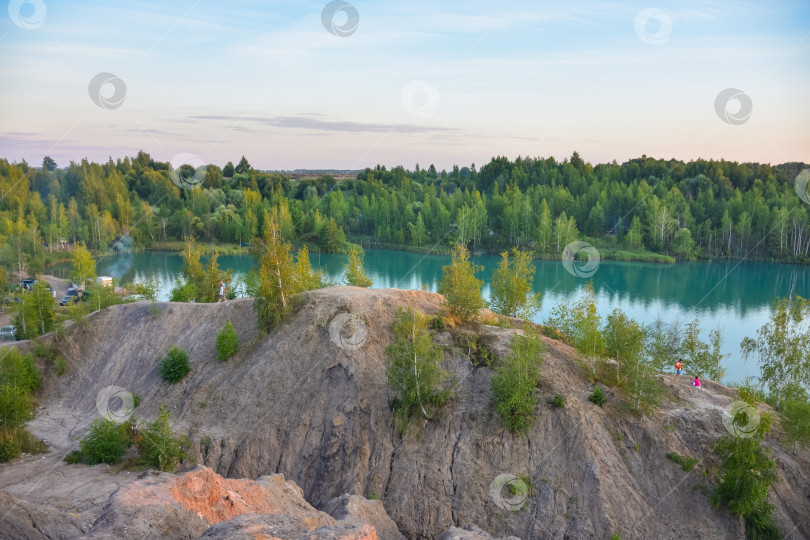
xmin=16 ymin=428 xmax=47 ymax=455
xmin=55 ymin=356 xmax=68 ymax=375
xmin=159 ymin=346 xmax=191 ymax=384
xmin=553 ymin=394 xmax=566 ymax=408
xmin=634 ymin=443 xmax=641 ymax=452
xmin=216 ymin=321 xmax=239 ymax=361
xmin=64 ymin=450 xmax=83 ymax=464
xmin=666 ymin=452 xmax=698 ymax=471
xmin=492 ymin=331 xmax=544 ymax=434
xmin=744 ymin=510 xmax=781 ymax=539
xmin=610 ymin=535 xmax=622 ymax=540
xmin=0 ymin=434 xmax=22 ymax=462
xmin=588 ymin=386 xmax=607 ymax=406
xmin=201 ymin=435 xmax=212 ymax=447
xmin=618 ymin=433 xmax=624 ymax=441
xmin=32 ymin=342 xmax=56 ymax=361
xmin=79 ymin=417 xmax=129 ymax=465
xmin=1 ymin=348 xmax=41 ymax=394
xmin=664 ymin=424 xmax=676 ymax=434
xmin=132 ymin=393 xmax=141 ymax=408
xmin=138 ymin=405 xmax=189 ymax=472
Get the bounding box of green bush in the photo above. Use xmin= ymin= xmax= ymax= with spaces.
xmin=0 ymin=348 xmax=43 ymax=463
xmin=1 ymin=348 xmax=41 ymax=394
xmin=781 ymin=397 xmax=810 ymax=453
xmin=588 ymin=386 xmax=607 ymax=406
xmin=64 ymin=450 xmax=83 ymax=464
xmin=743 ymin=510 xmax=781 ymax=540
xmin=0 ymin=384 xmax=34 ymax=431
xmin=553 ymin=394 xmax=566 ymax=408
xmin=169 ymin=280 xmax=198 ymax=302
xmin=55 ymin=356 xmax=68 ymax=375
xmin=385 ymin=308 xmax=452 ymax=434
xmin=159 ymin=346 xmax=191 ymax=383
xmin=79 ymin=418 xmax=130 ymax=465
xmin=711 ymin=389 xmax=780 ymax=539
xmin=666 ymin=452 xmax=698 ymax=471
xmin=0 ymin=434 xmax=21 ymax=462
xmin=492 ymin=331 xmax=544 ymax=434
xmin=216 ymin=321 xmax=240 ymax=361
xmin=138 ymin=405 xmax=189 ymax=472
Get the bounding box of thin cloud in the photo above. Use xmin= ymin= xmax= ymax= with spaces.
xmin=187 ymin=114 xmax=461 ymax=134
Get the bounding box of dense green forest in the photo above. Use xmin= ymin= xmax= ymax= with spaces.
xmin=1 ymin=151 xmax=809 ymax=279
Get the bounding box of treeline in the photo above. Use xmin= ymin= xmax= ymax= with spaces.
xmin=2 ymin=152 xmax=809 ymax=283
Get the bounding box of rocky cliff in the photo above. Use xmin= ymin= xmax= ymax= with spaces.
xmin=1 ymin=287 xmax=808 ymax=539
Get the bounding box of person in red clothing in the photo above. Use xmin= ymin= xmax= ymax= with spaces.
xmin=674 ymin=360 xmax=683 ymax=376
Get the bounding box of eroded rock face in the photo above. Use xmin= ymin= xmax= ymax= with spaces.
xmin=0 ymin=491 xmax=86 ymax=540
xmin=323 ymin=494 xmax=405 ymax=540
xmin=22 ymin=288 xmax=810 ymax=539
xmin=83 ymin=465 xmax=394 ymax=540
xmin=438 ymin=525 xmax=521 ymax=540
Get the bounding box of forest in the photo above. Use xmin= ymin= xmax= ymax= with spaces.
xmin=1 ymin=151 xmax=809 ymax=280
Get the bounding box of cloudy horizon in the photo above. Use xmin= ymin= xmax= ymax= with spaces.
xmin=1 ymin=0 xmax=808 ymax=171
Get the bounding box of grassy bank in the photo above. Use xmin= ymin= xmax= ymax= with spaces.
xmin=147 ymin=241 xmax=250 ymax=255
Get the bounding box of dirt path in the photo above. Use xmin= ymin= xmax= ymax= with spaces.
xmin=40 ymin=274 xmax=71 ymax=301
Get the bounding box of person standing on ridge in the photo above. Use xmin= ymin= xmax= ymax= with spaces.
xmin=674 ymin=360 xmax=683 ymax=376
xmin=219 ymin=281 xmax=226 ymax=302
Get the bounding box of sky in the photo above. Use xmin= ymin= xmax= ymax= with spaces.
xmin=0 ymin=0 xmax=808 ymax=171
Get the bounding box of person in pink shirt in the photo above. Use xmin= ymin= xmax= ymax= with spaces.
xmin=692 ymin=376 xmax=702 ymax=389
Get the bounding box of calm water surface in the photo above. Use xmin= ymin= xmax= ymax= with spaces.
xmin=50 ymin=249 xmax=810 ymax=384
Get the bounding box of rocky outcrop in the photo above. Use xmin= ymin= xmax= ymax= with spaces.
xmin=438 ymin=526 xmax=520 ymax=540
xmin=323 ymin=494 xmax=405 ymax=540
xmin=0 ymin=491 xmax=86 ymax=539
xmin=83 ymin=466 xmax=392 ymax=539
xmin=12 ymin=288 xmax=810 ymax=539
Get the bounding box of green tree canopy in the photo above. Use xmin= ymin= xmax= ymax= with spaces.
xmin=490 ymin=248 xmax=541 ymax=320
xmin=344 ymin=245 xmax=372 ymax=288
xmin=438 ymin=243 xmax=485 ymax=320
xmin=741 ymin=295 xmax=810 ymax=411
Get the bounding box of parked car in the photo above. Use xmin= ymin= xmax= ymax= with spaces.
xmin=0 ymin=325 xmax=16 ymax=341
xmin=66 ymin=288 xmax=79 ymax=298
xmin=59 ymin=295 xmax=78 ymax=306
xmin=21 ymin=279 xmax=36 ymax=290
